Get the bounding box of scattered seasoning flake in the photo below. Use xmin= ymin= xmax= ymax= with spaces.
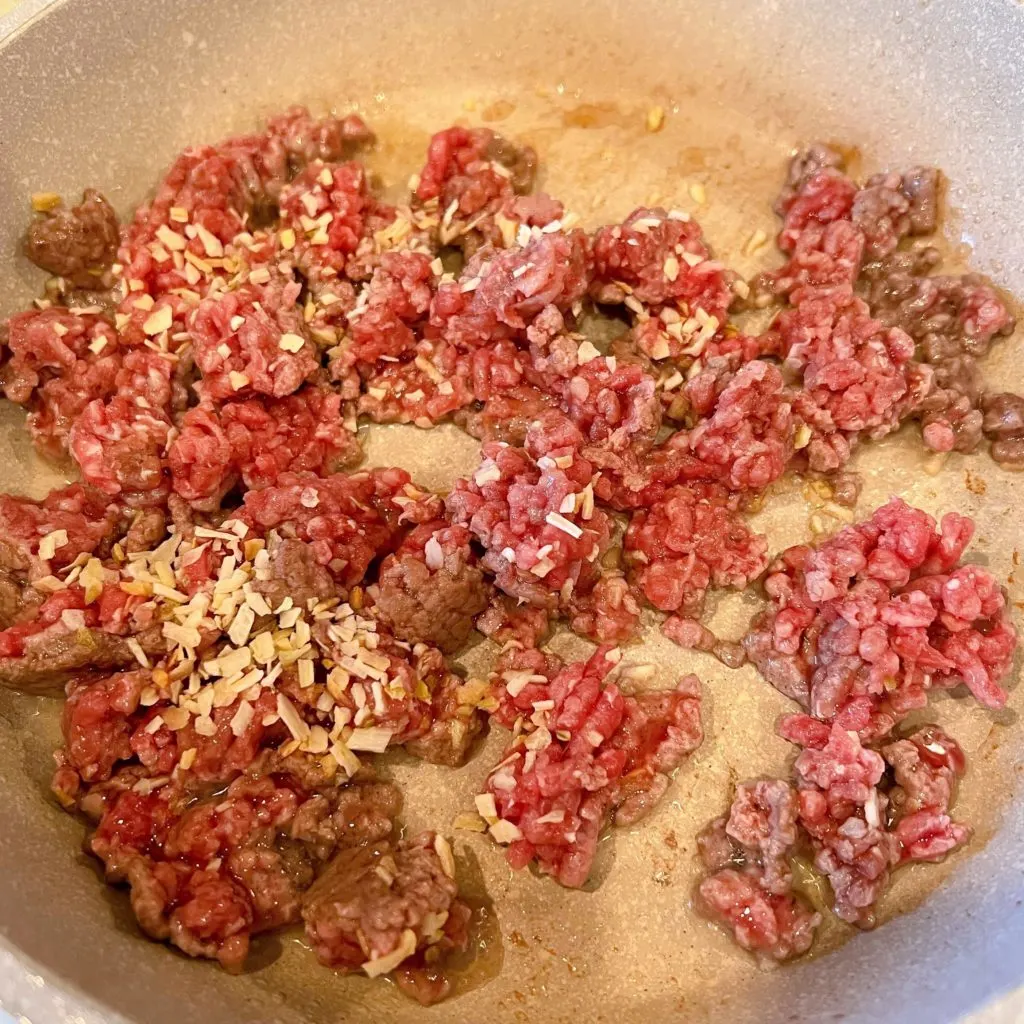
xmin=31 ymin=191 xmax=62 ymax=213
xmin=37 ymin=529 xmax=68 ymax=560
xmin=155 ymin=224 xmax=187 ymax=251
xmin=474 ymin=793 xmax=499 ymax=823
xmin=489 ymin=819 xmax=523 ymax=844
xmin=646 ymin=106 xmax=665 ymax=133
xmin=347 ymin=726 xmax=394 ymax=753
xmin=744 ymin=228 xmax=768 ymax=256
xmin=545 ymin=511 xmax=584 ymax=539
xmin=453 ymin=812 xmax=488 ymax=833
xmin=143 ymin=305 xmax=173 ymax=336
xmin=362 ymin=929 xmax=418 ymax=978
xmin=279 ymin=332 xmax=305 ymax=353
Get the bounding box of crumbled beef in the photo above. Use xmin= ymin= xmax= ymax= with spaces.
xmin=590 ymin=207 xmax=731 ymax=331
xmin=169 ymin=387 xmax=359 ymax=509
xmin=743 ymin=498 xmax=1016 ymax=740
xmin=661 ymin=615 xmax=747 ymax=668
xmin=774 ymin=144 xmax=847 ymax=217
xmin=474 ymin=595 xmax=551 ymax=649
xmin=863 ymin=261 xmax=1015 ymax=364
xmin=239 ymin=469 xmax=433 ymax=588
xmin=432 ymin=230 xmax=591 ymax=351
xmin=69 ymin=397 xmax=171 ymax=505
xmin=483 ymin=648 xmax=702 ymax=887
xmin=253 ymin=536 xmax=337 ymax=612
xmin=446 ymin=417 xmax=611 ymax=609
xmin=373 ymin=522 xmax=490 ymax=652
xmin=567 ymin=571 xmax=642 ymax=643
xmin=851 ymin=167 xmax=939 ymax=260
xmin=190 ymin=280 xmax=318 ymax=401
xmin=982 ymin=391 xmax=1024 ymax=467
xmin=625 ymin=483 xmax=767 ymax=616
xmin=687 ymin=360 xmax=794 ymax=489
xmin=402 ymin=671 xmax=487 ymax=768
xmin=455 ymin=385 xmax=557 ymax=445
xmin=311 ymin=622 xmax=484 ymax=766
xmin=695 ymin=775 xmax=820 ymax=962
xmin=0 ymin=611 xmax=165 ymax=697
xmin=882 ymin=725 xmax=970 ymax=862
xmin=415 ymin=126 xmax=539 ymax=254
xmin=24 ymin=189 xmax=120 ymax=287
xmin=914 ymin=354 xmax=985 ymax=454
xmin=0 ymin=482 xmax=121 ymax=578
xmin=301 ymin=832 xmax=469 ymax=997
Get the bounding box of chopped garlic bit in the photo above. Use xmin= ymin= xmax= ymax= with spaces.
xmin=645 ymin=106 xmax=665 ymax=133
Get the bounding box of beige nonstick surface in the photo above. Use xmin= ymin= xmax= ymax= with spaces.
xmin=1 ymin=2 xmax=1023 ymax=1023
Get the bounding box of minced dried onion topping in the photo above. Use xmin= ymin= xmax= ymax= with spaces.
xmin=47 ymin=518 xmax=461 ymax=784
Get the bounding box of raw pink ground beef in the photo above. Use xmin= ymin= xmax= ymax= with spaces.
xmin=743 ymin=497 xmax=1015 ymax=740
xmin=483 ymin=647 xmax=702 ymax=887
xmin=0 ymin=110 xmax=1018 ymax=992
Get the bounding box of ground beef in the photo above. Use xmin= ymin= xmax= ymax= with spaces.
xmin=771 ymin=288 xmax=929 ymax=471
xmin=474 ymin=595 xmax=551 ymax=649
xmin=982 ymin=391 xmax=1024 ymax=467
xmin=0 ymin=113 xmax=1019 ymax=998
xmin=190 ymin=279 xmax=318 ymax=402
xmin=882 ymin=725 xmax=970 ymax=862
xmin=0 ymin=570 xmax=31 ymax=630
xmin=301 ymin=832 xmax=469 ymax=1000
xmin=851 ymin=167 xmax=940 ymax=260
xmin=432 ymin=230 xmax=591 ymax=351
xmin=356 ymin=339 xmax=475 ymax=425
xmin=253 ymin=536 xmax=337 ymax=612
xmin=744 ymin=498 xmax=1017 ymax=740
xmin=334 ymin=250 xmax=438 ymax=374
xmin=774 ymin=144 xmax=847 ymax=217
xmin=69 ymin=396 xmax=171 ymax=505
xmin=239 ymin=469 xmax=431 ymax=589
xmin=1 ymin=307 xmax=119 ymax=405
xmin=792 ymin=724 xmax=900 ymax=926
xmin=483 ymin=648 xmax=702 ymax=887
xmin=625 ymin=482 xmax=767 ymax=616
xmin=687 ymin=360 xmax=794 ymax=490
xmin=0 ymin=619 xmax=165 ymax=696
xmin=373 ymin=522 xmax=490 ymax=653
xmin=455 ymin=385 xmax=557 ymax=445
xmin=0 ymin=482 xmax=121 ymax=578
xmin=121 ymin=107 xmax=367 ymax=262
xmin=698 ymin=867 xmax=820 ymax=962
xmin=554 ymin=357 xmax=663 ymax=457
xmin=914 ymin=353 xmax=986 ymax=454
xmin=862 ymin=259 xmax=1015 ymax=364
xmin=169 ymin=387 xmax=359 ymax=509
xmin=696 ymin=777 xmax=820 ymax=962
xmin=279 ymin=160 xmax=373 ymax=286
xmin=661 ymin=615 xmax=747 ymax=668
xmin=415 ymin=126 xmax=539 ymax=254
xmin=590 ymin=208 xmax=732 ymax=340
xmin=567 ymin=572 xmax=642 ymax=643
xmin=60 ymin=671 xmax=148 ymax=782
xmin=446 ymin=418 xmax=611 ymax=609
xmin=402 ymin=670 xmax=487 ymax=768
xmin=24 ymin=189 xmax=120 ymax=287
xmin=312 ymin=622 xmax=484 ymax=766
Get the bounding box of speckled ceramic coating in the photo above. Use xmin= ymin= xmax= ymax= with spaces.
xmin=1 ymin=1 xmax=1023 ymax=1022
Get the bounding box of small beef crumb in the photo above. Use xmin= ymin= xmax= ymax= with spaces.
xmin=373 ymin=523 xmax=490 ymax=653
xmin=24 ymin=189 xmax=120 ymax=287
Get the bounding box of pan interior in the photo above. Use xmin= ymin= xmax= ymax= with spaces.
xmin=0 ymin=1 xmax=1022 ymax=1023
